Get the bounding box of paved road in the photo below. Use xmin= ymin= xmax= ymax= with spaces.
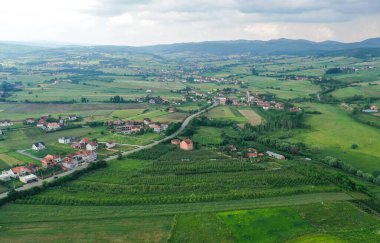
xmin=16 ymin=149 xmax=42 ymax=161
xmin=0 ymin=103 xmax=218 ymax=200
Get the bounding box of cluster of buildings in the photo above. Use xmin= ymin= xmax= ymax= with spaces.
xmin=113 ymin=119 xmax=169 ymax=134
xmin=42 ymin=150 xmax=97 ymax=170
xmin=0 ymin=120 xmax=13 ymax=127
xmin=246 ymin=90 xmax=301 ymax=112
xmin=71 ymin=137 xmax=99 ymax=151
xmin=190 ymin=76 xmax=243 ymax=85
xmin=27 ymin=114 xmax=78 ymax=131
xmin=0 ymin=164 xmax=39 ymax=184
xmin=226 ymin=145 xmax=286 ymax=160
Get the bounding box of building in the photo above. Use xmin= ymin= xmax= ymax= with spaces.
xmin=86 ymin=142 xmax=98 ymax=151
xmin=266 ymin=151 xmax=286 ymax=160
xmin=68 ymin=114 xmax=78 ymax=121
xmin=62 ymin=150 xmax=97 ymax=170
xmin=105 ymin=142 xmax=116 ymax=149
xmin=171 ymin=139 xmax=181 ymax=145
xmin=143 ymin=118 xmax=151 ymax=125
xmin=153 ymin=124 xmax=161 ymax=133
xmin=247 ymin=152 xmax=258 ymax=158
xmin=275 ymin=103 xmax=284 ymax=110
xmin=0 ymin=120 xmax=13 ymax=127
xmin=58 ymin=137 xmax=72 ymax=144
xmin=11 ymin=166 xmax=31 ymax=177
xmin=25 ymin=118 xmax=36 ymax=124
xmin=19 ymin=174 xmax=38 ymax=184
xmin=168 ymin=107 xmax=176 ymax=113
xmin=41 ymin=154 xmax=61 ymax=167
xmin=227 ymin=145 xmax=237 ymax=151
xmin=289 ymin=107 xmax=302 ymax=112
xmin=46 ymin=122 xmax=60 ymax=131
xmin=32 ymin=142 xmax=46 ymax=151
xmin=180 ymin=139 xmax=194 ymax=151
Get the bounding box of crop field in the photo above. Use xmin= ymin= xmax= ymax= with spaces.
xmin=331 ymin=84 xmax=380 ymax=99
xmin=238 ymin=108 xmax=263 ymax=126
xmin=293 ymin=103 xmax=380 ymax=173
xmin=15 ymin=145 xmax=340 ymax=206
xmin=0 ymin=153 xmax=23 ymax=166
xmin=206 ymin=106 xmax=248 ymax=123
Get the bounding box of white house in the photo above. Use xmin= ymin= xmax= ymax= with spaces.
xmin=58 ymin=137 xmax=72 ymax=144
xmin=46 ymin=123 xmax=60 ymax=131
xmin=86 ymin=142 xmax=98 ymax=151
xmin=19 ymin=174 xmax=38 ymax=184
xmin=105 ymin=142 xmax=116 ymax=149
xmin=266 ymin=151 xmax=286 ymax=160
xmin=32 ymin=142 xmax=46 ymax=151
xmin=68 ymin=115 xmax=78 ymax=121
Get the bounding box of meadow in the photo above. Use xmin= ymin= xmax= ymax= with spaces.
xmin=293 ymin=103 xmax=380 ymax=174
xmin=205 ymin=106 xmax=248 ymax=124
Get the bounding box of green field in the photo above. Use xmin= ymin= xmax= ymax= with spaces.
xmin=206 ymin=106 xmax=248 ymax=123
xmin=293 ymin=103 xmax=380 ymax=173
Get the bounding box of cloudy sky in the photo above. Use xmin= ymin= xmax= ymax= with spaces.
xmin=0 ymin=0 xmax=379 ymax=46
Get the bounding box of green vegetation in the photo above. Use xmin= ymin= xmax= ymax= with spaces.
xmin=219 ymin=207 xmax=312 ymax=243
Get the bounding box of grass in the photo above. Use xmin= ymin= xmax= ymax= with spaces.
xmin=192 ymin=126 xmax=224 ymax=145
xmin=287 ymin=234 xmax=347 ymax=243
xmin=206 ymin=106 xmax=248 ymax=123
xmin=238 ymin=108 xmax=263 ymax=126
xmin=293 ymin=103 xmax=380 ymax=173
xmin=0 ymin=153 xmax=23 ymax=166
xmin=0 ymin=215 xmax=173 ymax=243
xmin=168 ymin=214 xmax=234 ymax=243
xmin=218 ymin=207 xmax=312 ymax=243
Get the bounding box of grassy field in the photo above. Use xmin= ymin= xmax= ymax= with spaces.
xmin=293 ymin=103 xmax=380 ymax=173
xmin=168 ymin=214 xmax=234 ymax=242
xmin=206 ymin=106 xmax=248 ymax=123
xmin=219 ymin=207 xmax=312 ymax=243
xmin=0 ymin=153 xmax=23 ymax=166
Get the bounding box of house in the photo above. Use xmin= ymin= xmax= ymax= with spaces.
xmin=46 ymin=122 xmax=60 ymax=131
xmin=143 ymin=118 xmax=151 ymax=125
xmin=61 ymin=157 xmax=79 ymax=170
xmin=370 ymin=105 xmax=379 ymax=111
xmin=275 ymin=103 xmax=284 ymax=110
xmin=161 ymin=123 xmax=169 ymax=130
xmin=227 ymin=145 xmax=237 ymax=151
xmin=0 ymin=169 xmax=17 ymax=181
xmin=289 ymin=107 xmax=302 ymax=112
xmin=266 ymin=151 xmax=286 ymax=160
xmin=105 ymin=142 xmax=116 ymax=149
xmin=0 ymin=130 xmax=3 ymax=136
xmin=62 ymin=150 xmax=97 ymax=170
xmin=80 ymin=138 xmax=90 ymax=144
xmin=0 ymin=173 xmax=11 ymax=182
xmin=168 ymin=107 xmax=176 ymax=113
xmin=36 ymin=121 xmax=46 ymax=128
xmin=180 ymin=139 xmax=194 ymax=151
xmin=19 ymin=174 xmax=38 ymax=184
xmin=149 ymin=99 xmax=156 ymax=104
xmin=41 ymin=154 xmax=61 ymax=167
xmin=32 ymin=142 xmax=46 ymax=151
xmin=216 ymin=97 xmax=227 ymax=105
xmin=25 ymin=118 xmax=36 ymax=124
xmin=86 ymin=142 xmax=98 ymax=151
xmin=58 ymin=137 xmax=72 ymax=144
xmin=153 ymin=124 xmax=161 ymax=133
xmin=68 ymin=114 xmax=78 ymax=121
xmin=247 ymin=152 xmax=258 ymax=158
xmin=25 ymin=163 xmax=39 ymax=173
xmin=11 ymin=166 xmax=31 ymax=177
xmin=0 ymin=120 xmax=13 ymax=127
xmin=171 ymin=139 xmax=181 ymax=145
xmin=72 ymin=142 xmax=86 ymax=149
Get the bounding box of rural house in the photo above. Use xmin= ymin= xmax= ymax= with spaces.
xmin=46 ymin=122 xmax=60 ymax=131
xmin=58 ymin=137 xmax=72 ymax=144
xmin=86 ymin=142 xmax=98 ymax=151
xmin=266 ymin=151 xmax=286 ymax=160
xmin=32 ymin=142 xmax=46 ymax=151
xmin=42 ymin=154 xmax=61 ymax=167
xmin=0 ymin=120 xmax=13 ymax=127
xmin=19 ymin=174 xmax=38 ymax=184
xmin=180 ymin=139 xmax=194 ymax=151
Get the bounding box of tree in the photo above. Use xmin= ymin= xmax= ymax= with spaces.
xmin=351 ymin=144 xmax=358 ymax=149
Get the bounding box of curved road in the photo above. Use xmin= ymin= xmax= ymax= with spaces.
xmin=0 ymin=103 xmax=218 ymax=199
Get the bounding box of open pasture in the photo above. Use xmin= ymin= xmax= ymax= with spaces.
xmin=293 ymin=103 xmax=380 ymax=173
xmin=238 ymin=108 xmax=263 ymax=126
xmin=206 ymin=105 xmax=248 ymax=123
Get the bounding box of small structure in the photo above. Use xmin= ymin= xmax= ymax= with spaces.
xmin=168 ymin=107 xmax=176 ymax=113
xmin=68 ymin=115 xmax=78 ymax=121
xmin=289 ymin=107 xmax=302 ymax=112
xmin=19 ymin=174 xmax=38 ymax=184
xmin=58 ymin=137 xmax=72 ymax=144
xmin=153 ymin=124 xmax=161 ymax=133
xmin=25 ymin=118 xmax=36 ymax=124
xmin=266 ymin=151 xmax=286 ymax=160
xmin=143 ymin=118 xmax=151 ymax=125
xmin=227 ymin=145 xmax=237 ymax=152
xmin=180 ymin=139 xmax=194 ymax=151
xmin=105 ymin=142 xmax=116 ymax=149
xmin=247 ymin=152 xmax=258 ymax=158
xmin=32 ymin=142 xmax=46 ymax=151
xmin=171 ymin=139 xmax=181 ymax=145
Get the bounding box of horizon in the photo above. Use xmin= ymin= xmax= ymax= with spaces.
xmin=1 ymin=36 xmax=380 ymax=48
xmin=0 ymin=0 xmax=379 ymax=46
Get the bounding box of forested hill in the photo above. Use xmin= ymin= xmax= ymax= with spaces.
xmin=1 ymin=37 xmax=380 ymax=57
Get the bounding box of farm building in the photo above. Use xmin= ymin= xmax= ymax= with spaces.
xmin=25 ymin=118 xmax=36 ymax=124
xmin=32 ymin=142 xmax=46 ymax=151
xmin=19 ymin=174 xmax=38 ymax=184
xmin=180 ymin=139 xmax=194 ymax=151
xmin=68 ymin=114 xmax=78 ymax=121
xmin=171 ymin=139 xmax=180 ymax=145
xmin=266 ymin=151 xmax=286 ymax=160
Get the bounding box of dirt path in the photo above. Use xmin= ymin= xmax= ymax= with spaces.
xmin=239 ymin=109 xmax=262 ymax=126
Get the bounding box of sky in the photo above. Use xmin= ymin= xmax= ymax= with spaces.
xmin=0 ymin=0 xmax=379 ymax=46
